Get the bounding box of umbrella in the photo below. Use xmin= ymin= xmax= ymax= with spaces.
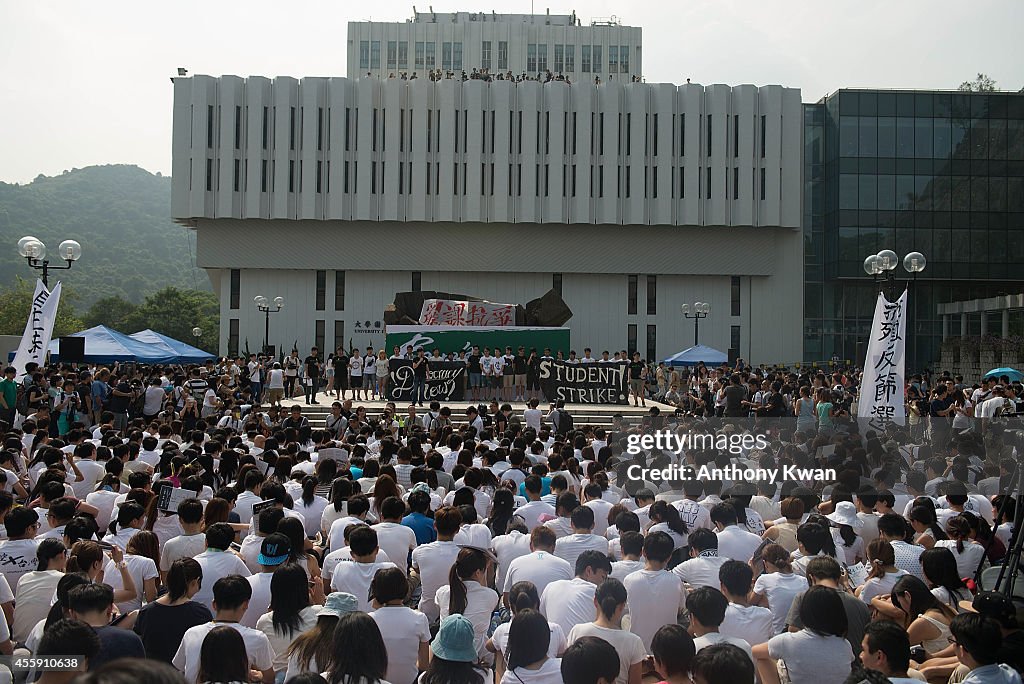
xmin=983 ymin=367 xmax=1023 ymax=382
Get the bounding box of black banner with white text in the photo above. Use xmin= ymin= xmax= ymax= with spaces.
xmin=388 ymin=359 xmax=466 ymax=402
xmin=538 ymin=360 xmax=629 ymax=404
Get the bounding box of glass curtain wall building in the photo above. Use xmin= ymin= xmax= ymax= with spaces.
xmin=804 ymin=89 xmax=1024 ymax=369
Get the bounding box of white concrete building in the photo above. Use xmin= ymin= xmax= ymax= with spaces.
xmin=171 ymin=16 xmax=803 ymax=364
xmin=347 ymin=10 xmax=641 ymax=82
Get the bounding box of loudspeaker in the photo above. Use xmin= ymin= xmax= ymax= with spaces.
xmin=59 ymin=336 xmax=86 ymax=362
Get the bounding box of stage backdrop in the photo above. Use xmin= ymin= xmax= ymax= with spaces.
xmin=388 ymin=359 xmax=466 ymax=402
xmin=539 ymin=359 xmax=629 ymax=404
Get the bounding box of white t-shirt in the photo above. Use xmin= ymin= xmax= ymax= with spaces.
xmin=499 ymin=658 xmax=564 ymax=684
xmin=257 ymin=604 xmax=320 ymax=673
xmin=693 ymin=631 xmax=754 ymax=662
xmin=266 ymin=369 xmax=285 ymax=390
xmin=672 ymin=553 xmax=729 ymax=590
xmin=752 ymin=571 xmax=807 ymax=635
xmin=673 ymin=499 xmax=713 ymax=531
xmin=70 ymin=459 xmax=106 ymax=499
xmin=859 ymin=569 xmax=908 ymax=604
xmin=241 ymin=572 xmax=276 ymax=628
xmin=295 ymin=496 xmax=330 ymax=539
xmin=767 ymin=630 xmax=855 ymax=684
xmin=491 ymin=531 xmax=532 ymax=591
xmin=105 ymin=553 xmax=159 ymax=614
xmin=622 ymin=568 xmax=685 ymax=650
xmin=372 ymin=522 xmax=418 ymax=574
xmin=716 ymin=525 xmax=763 ymax=562
xmin=566 ymin=623 xmax=646 ymax=684
xmin=934 ymin=539 xmax=987 ymax=579
xmin=12 ymin=569 xmax=62 ymax=643
xmin=322 ymin=547 xmax=392 ymax=582
xmin=514 ymin=500 xmax=557 ymax=532
xmin=583 ymin=500 xmax=615 ymax=536
xmin=540 ymin=577 xmax=598 ymax=638
xmin=85 ymin=489 xmax=120 ymax=530
xmin=436 ymin=580 xmax=500 ymax=660
xmin=491 ymin=620 xmax=566 ymax=662
xmin=328 ymin=516 xmax=369 ymax=553
xmin=721 ymin=602 xmax=774 ymax=647
xmin=411 ymin=540 xmax=461 ymax=622
xmin=172 ymin=621 xmax=276 ymax=683
xmin=331 ymin=560 xmax=398 ymax=612
xmin=0 ymin=538 xmax=39 ymax=588
xmin=523 ymin=408 xmax=542 ymax=432
xmin=161 ymin=532 xmax=207 ymax=572
xmin=610 ymin=559 xmax=645 ymax=581
xmin=234 ymin=490 xmax=263 ymax=525
xmin=192 ymin=549 xmax=252 ymax=611
xmin=503 ymin=551 xmax=574 ymax=596
xmin=371 ymin=605 xmax=432 ymax=684
xmin=554 ymin=533 xmax=609 ymax=570
xmin=349 ymin=356 xmax=363 ymax=377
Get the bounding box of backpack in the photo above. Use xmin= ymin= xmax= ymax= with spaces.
xmin=554 ymin=409 xmax=574 ymax=436
xmin=15 ymin=384 xmax=29 ymax=416
xmin=129 ymin=389 xmax=146 ymax=418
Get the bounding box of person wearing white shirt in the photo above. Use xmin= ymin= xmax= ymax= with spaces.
xmin=171 ymin=574 xmax=276 ymax=684
xmin=582 ymin=484 xmax=614 ymax=536
xmin=436 ymin=547 xmax=500 ymax=662
xmin=327 ymin=496 xmax=371 ymax=552
xmin=192 ymin=523 xmax=253 ymax=612
xmin=69 ymin=443 xmax=106 ymax=500
xmin=711 ymin=503 xmax=763 ymax=562
xmin=515 ymin=477 xmax=557 ymax=531
xmin=540 ymin=550 xmax=612 ymax=638
xmin=372 ymin=499 xmax=418 ymax=574
xmin=523 ymin=401 xmax=543 ymax=432
xmin=160 ymin=499 xmax=207 ymax=575
xmin=411 ymin=506 xmax=463 ymax=623
xmin=554 ymin=507 xmax=610 ymax=571
xmin=240 ymin=533 xmax=293 ymax=627
xmin=330 ymin=527 xmax=397 ymax=613
xmin=565 ymin=578 xmax=647 ymax=684
xmin=673 ymin=493 xmax=714 ymax=531
xmin=673 ymin=528 xmax=730 ymax=591
xmin=622 ymin=531 xmax=686 ymax=651
xmin=503 ymin=527 xmax=574 ymax=600
xmin=878 ymin=513 xmax=926 ymax=581
xmin=718 ymin=559 xmax=774 ymax=647
xmin=369 ymin=568 xmax=431 ymax=684
xmin=751 ymin=545 xmax=808 ymax=635
xmin=0 ymin=507 xmax=41 ymax=589
xmin=686 ymin=586 xmax=755 ymax=664
xmin=491 ymin=526 xmax=532 ymax=592
xmin=609 ymin=532 xmax=646 ymax=581
xmin=233 ymin=474 xmax=265 ymax=525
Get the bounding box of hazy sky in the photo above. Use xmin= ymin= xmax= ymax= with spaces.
xmin=1 ymin=0 xmax=1021 ymax=184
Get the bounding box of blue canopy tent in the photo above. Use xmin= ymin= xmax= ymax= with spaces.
xmin=130 ymin=330 xmax=215 ymax=364
xmin=662 ymin=344 xmax=728 ymax=367
xmin=47 ymin=326 xmax=177 ymax=364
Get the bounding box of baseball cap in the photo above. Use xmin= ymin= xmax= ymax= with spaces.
xmin=319 ymin=592 xmax=359 ymax=617
xmin=258 ymin=532 xmax=292 ymax=566
xmin=431 ymin=614 xmax=478 ymax=662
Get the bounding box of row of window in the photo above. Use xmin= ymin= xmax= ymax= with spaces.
xmin=361 ymin=40 xmax=466 ymax=71
xmin=228 ymin=269 xmax=346 ymax=312
xmin=625 ymin=275 xmax=742 ymax=317
xmin=838 ymin=116 xmax=1024 ymax=160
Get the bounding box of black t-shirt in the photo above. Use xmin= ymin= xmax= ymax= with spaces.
xmin=305 ymin=355 xmax=322 ymax=378
xmin=134 ymin=600 xmax=213 ymax=663
xmin=333 ymin=355 xmax=348 ymax=371
xmin=513 ymin=355 xmax=528 ymax=374
xmin=930 ymin=396 xmax=952 ymax=417
xmin=766 ymin=392 xmax=787 ymax=417
xmin=90 ymin=624 xmax=145 ymax=670
xmin=724 ymin=384 xmax=747 ymax=416
xmin=628 ymin=361 xmax=644 ymax=379
xmin=413 ymin=357 xmax=430 ymax=379
xmin=999 ymin=629 xmax=1024 ymax=674
xmin=467 ymin=355 xmax=482 ymax=374
xmin=108 ymin=381 xmax=133 ymax=413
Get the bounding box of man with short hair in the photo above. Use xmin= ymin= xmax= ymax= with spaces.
xmin=0 ymin=367 xmax=17 ymax=429
xmin=304 ymin=346 xmax=322 ymax=404
xmin=192 ymin=523 xmax=252 ymax=611
xmin=711 ymin=502 xmax=762 ymax=562
xmin=861 ymin=620 xmax=919 ymax=683
xmin=948 ymin=613 xmax=1022 ymax=684
xmin=67 ymin=583 xmax=145 ymax=669
xmin=673 ymin=528 xmax=730 ymax=590
xmin=503 ymin=526 xmax=573 ymax=602
xmin=553 ymin=505 xmax=608 ymax=569
xmin=372 ymin=496 xmax=418 ymax=575
xmin=540 ymin=550 xmax=612 ymax=637
xmin=718 ymin=559 xmax=773 ymax=647
xmin=172 ymin=575 xmax=276 ymax=684
xmin=0 ymin=507 xmax=39 ymax=587
xmin=877 ymin=512 xmax=925 ymax=580
xmin=515 ymin=475 xmax=556 ymax=531
xmin=623 ymin=531 xmax=685 ymax=650
xmin=36 ymin=618 xmax=100 ymax=684
xmin=410 ymin=506 xmax=462 ymax=622
xmin=159 ymin=498 xmax=206 ymax=578
xmin=686 ymin=586 xmax=754 ymax=662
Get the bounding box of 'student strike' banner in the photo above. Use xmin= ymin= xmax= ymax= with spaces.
xmin=419 ymin=299 xmax=517 ymax=326
xmin=539 ymin=359 xmax=629 ymax=404
xmin=857 ymin=289 xmax=907 ymax=431
xmin=11 ymin=280 xmax=62 ymax=382
xmin=388 ymin=359 xmax=466 ymax=402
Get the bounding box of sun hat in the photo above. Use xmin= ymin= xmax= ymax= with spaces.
xmin=257 ymin=532 xmax=292 ymax=566
xmin=318 ymin=592 xmax=359 ymax=617
xmin=431 ymin=614 xmax=479 ymax=663
xmin=826 ymin=501 xmax=864 ymax=530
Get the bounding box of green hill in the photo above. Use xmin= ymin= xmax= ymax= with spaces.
xmin=0 ymin=165 xmax=208 ymax=306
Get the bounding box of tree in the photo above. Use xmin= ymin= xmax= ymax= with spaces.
xmin=122 ymin=286 xmax=219 ymax=352
xmin=0 ymin=277 xmax=84 ymax=337
xmin=82 ymin=296 xmax=138 ymax=330
xmin=959 ymin=73 xmax=997 ymax=92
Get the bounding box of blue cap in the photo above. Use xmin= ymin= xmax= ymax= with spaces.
xmin=430 ymin=614 xmax=478 ymax=663
xmin=258 ymin=532 xmax=292 ymax=566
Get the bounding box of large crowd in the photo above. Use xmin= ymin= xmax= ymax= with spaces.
xmin=0 ymin=354 xmax=1021 ymax=684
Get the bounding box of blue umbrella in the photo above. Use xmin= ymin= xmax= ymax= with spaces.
xmin=983 ymin=367 xmax=1023 ymax=382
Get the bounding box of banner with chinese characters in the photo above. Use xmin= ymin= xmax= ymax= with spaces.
xmin=11 ymin=280 xmax=62 ymax=381
xmin=419 ymin=299 xmax=517 ymax=327
xmin=857 ymin=289 xmax=907 ymax=431
xmin=388 ymin=359 xmax=466 ymax=402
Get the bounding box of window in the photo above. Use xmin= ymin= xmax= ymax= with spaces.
xmin=628 ymin=275 xmax=638 ymax=315
xmin=581 ymin=45 xmax=591 ymax=72
xmin=760 ymin=168 xmax=766 ymax=200
xmin=761 ymin=115 xmax=766 ymax=158
xmin=335 ymin=271 xmax=345 ymax=310
xmin=317 ymin=107 xmax=323 ymax=151
xmin=372 ymin=161 xmax=379 ymax=194
xmin=653 ymin=113 xmax=658 ymax=156
xmin=600 ymin=113 xmax=604 ymax=155
xmin=733 ymin=167 xmax=738 ymax=199
xmin=647 ymin=275 xmax=657 ymax=315
xmin=334 ymin=321 xmax=345 ymax=353
xmin=289 ymin=106 xmax=296 ymax=150
xmin=228 ymin=319 xmax=239 ymax=357
xmin=706 ymin=114 xmax=711 ymax=156
xmin=554 ymin=44 xmax=564 ymax=73
xmin=415 ymin=42 xmax=425 ymax=69
xmin=411 ymin=271 xmax=422 ymax=291
xmin=398 ymin=42 xmax=408 ymax=70
xmin=234 ymin=106 xmax=241 ymax=150
xmin=315 ymin=270 xmax=326 ymax=311
xmin=653 ymin=166 xmax=658 ymax=198
xmin=229 ymin=269 xmax=240 ymax=309
xmin=205 ymin=158 xmax=213 ymax=191
xmin=425 ymin=42 xmax=435 ymax=68
xmin=481 ymin=41 xmax=491 ymax=70
xmin=620 ymin=45 xmax=629 ymax=74
xmin=442 ymin=42 xmax=452 ymax=70
xmin=371 ymin=41 xmax=380 ymax=68
xmin=207 ymin=105 xmax=214 ymax=148
xmin=599 ymin=166 xmax=604 ymax=197
xmin=527 ymin=44 xmax=537 ymax=73
xmin=497 ymin=41 xmax=508 ymax=70
xmin=565 ymin=45 xmax=574 ymax=72
xmin=733 ymin=114 xmax=739 ymax=157
xmin=453 ymin=42 xmax=463 ymax=70
xmin=646 ymin=325 xmax=656 ymax=362
xmin=627 ymin=324 xmax=637 ymax=356
xmin=706 ymin=167 xmax=711 ymax=199
xmin=387 ymin=41 xmax=397 ymax=69
xmin=731 ymin=325 xmax=741 ymax=356
xmin=537 ymin=44 xmax=547 ymax=71
xmin=680 ymin=113 xmax=685 ymax=156
xmin=608 ymin=45 xmax=618 ymax=73
xmin=572 ymin=164 xmax=576 ymax=196
xmin=261 ymin=160 xmax=268 ymax=192
xmin=262 ymin=106 xmax=269 ymax=149
xmin=678 ymin=166 xmax=684 ymax=198
xmin=360 ymin=41 xmax=370 ymax=70
xmin=553 ymin=273 xmax=562 ymax=295
xmin=731 ymin=276 xmax=740 ymax=316
xmin=345 ymin=108 xmax=351 ymax=151
xmin=315 ymin=320 xmax=325 ymax=351
xmin=233 ymin=159 xmax=240 ymax=192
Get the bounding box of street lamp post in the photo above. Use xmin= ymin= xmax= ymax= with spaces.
xmin=17 ymin=236 xmax=82 ymax=287
xmin=254 ymin=295 xmax=284 ymax=355
xmin=681 ymin=302 xmax=711 ymax=347
xmin=192 ymin=327 xmax=203 ymax=346
xmin=863 ymin=250 xmax=927 ymax=371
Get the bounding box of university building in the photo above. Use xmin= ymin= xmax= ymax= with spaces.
xmin=170 ymin=10 xmax=804 ymax=363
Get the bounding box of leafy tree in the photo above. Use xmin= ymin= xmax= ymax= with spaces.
xmin=0 ymin=277 xmax=84 ymax=337
xmin=82 ymin=295 xmax=137 ymax=330
xmin=122 ymin=286 xmax=219 ymax=352
xmin=959 ymin=73 xmax=997 ymax=92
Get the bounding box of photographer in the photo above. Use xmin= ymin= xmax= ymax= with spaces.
xmin=53 ymin=378 xmax=82 ymax=436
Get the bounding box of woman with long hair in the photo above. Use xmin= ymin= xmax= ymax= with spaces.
xmin=133 ymin=558 xmax=211 ymax=663
xmin=909 ymin=505 xmax=947 ymax=550
xmin=66 ymin=540 xmax=136 ymax=604
xmin=284 ymin=600 xmax=342 ymax=681
xmin=103 ymin=501 xmax=145 ymax=549
xmin=197 ymin=625 xmax=250 ymax=684
xmin=314 ymin=460 xmax=338 ymax=498
xmin=277 ymin=517 xmax=321 ymax=582
xmin=920 ymin=547 xmax=971 ymax=612
xmin=565 ymin=578 xmax=645 ymax=684
xmin=295 ymin=476 xmax=330 ymax=539
xmin=369 ymin=567 xmax=431 ymax=684
xmin=501 ymin=609 xmax=562 ymax=684
xmin=935 ymin=515 xmax=988 ymax=579
xmin=487 ymin=489 xmax=516 ymax=537
xmin=486 ymin=581 xmax=567 ymax=683
xmin=370 ymin=475 xmax=403 ymax=521
xmin=421 ymin=614 xmax=488 ymax=684
xmin=855 ymin=538 xmax=907 ymax=604
xmin=326 ymin=612 xmax=389 ymax=684
xmin=321 ymin=477 xmax=353 ymax=537
xmin=647 ymin=500 xmax=688 ymax=549
xmin=116 ymin=529 xmax=160 ymax=614
xmin=883 ymin=575 xmax=957 ymax=656
xmin=436 ymin=547 xmax=499 ymax=663
xmin=256 ymin=562 xmax=320 ymax=678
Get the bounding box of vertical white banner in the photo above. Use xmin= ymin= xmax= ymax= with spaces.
xmin=11 ymin=280 xmax=63 ymax=381
xmin=857 ymin=288 xmax=908 ymax=430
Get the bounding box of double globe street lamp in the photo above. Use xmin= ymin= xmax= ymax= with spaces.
xmin=254 ymin=295 xmax=284 ymax=355
xmin=17 ymin=236 xmax=82 ymax=287
xmin=863 ymin=250 xmax=927 ymax=371
xmin=681 ymin=302 xmax=711 ymax=346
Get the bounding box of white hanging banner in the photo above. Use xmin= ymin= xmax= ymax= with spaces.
xmin=857 ymin=288 xmax=908 ymax=431
xmin=11 ymin=280 xmax=63 ymax=381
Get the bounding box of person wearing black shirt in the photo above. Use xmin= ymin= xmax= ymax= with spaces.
xmin=303 ymin=347 xmax=322 ymax=404
xmin=282 ymin=405 xmax=311 ymax=443
xmin=723 ymin=375 xmax=747 ymax=418
xmin=68 ymin=583 xmax=145 ymax=670
xmin=628 ymin=353 xmax=647 ymax=407
xmin=467 ymin=346 xmax=483 ymax=401
xmin=108 ymin=375 xmax=135 ymax=434
xmin=526 ymin=349 xmax=541 ymax=402
xmin=513 ymin=347 xmax=529 ymax=403
xmin=411 ymin=349 xmax=430 ymax=407
xmin=332 ymin=348 xmax=349 ymax=401
xmin=929 ymin=384 xmax=954 ymax=448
